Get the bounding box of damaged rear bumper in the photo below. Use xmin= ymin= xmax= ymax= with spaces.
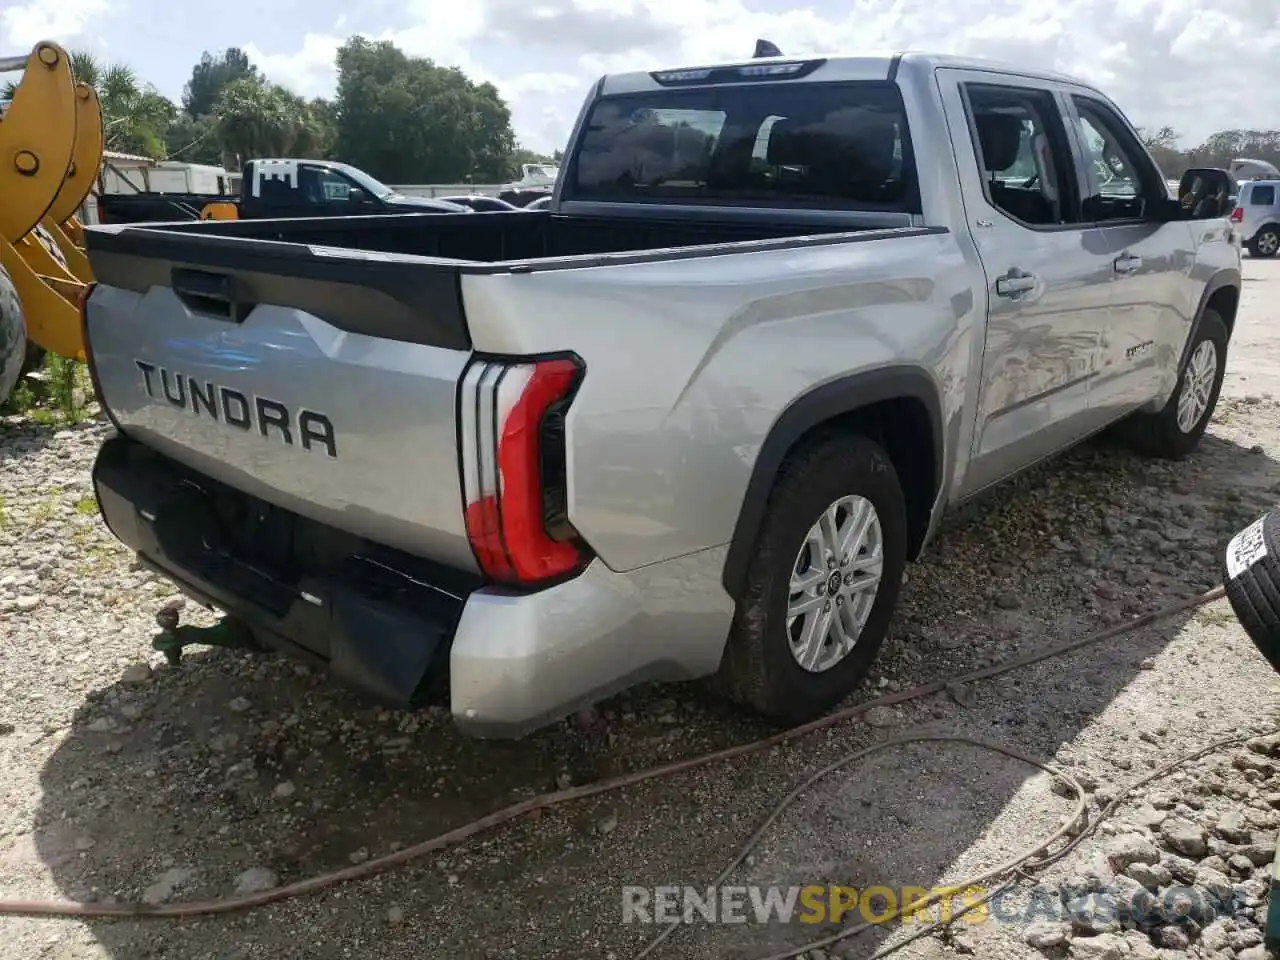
xmin=91 ymin=434 xmax=736 ymax=738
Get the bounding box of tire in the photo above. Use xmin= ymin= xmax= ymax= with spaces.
xmin=1222 ymin=510 xmax=1280 ymax=676
xmin=713 ymin=433 xmax=909 ymax=724
xmin=0 ymin=264 xmax=27 ymax=407
xmin=1117 ymin=308 xmax=1228 ymax=460
xmin=1249 ymin=227 xmax=1280 ymax=258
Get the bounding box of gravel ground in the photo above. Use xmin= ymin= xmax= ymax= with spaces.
xmin=3 ymin=259 xmax=1280 ymax=960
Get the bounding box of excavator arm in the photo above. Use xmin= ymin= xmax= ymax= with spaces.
xmin=0 ymin=40 xmax=104 ymax=405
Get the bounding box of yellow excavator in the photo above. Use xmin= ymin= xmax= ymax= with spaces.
xmin=0 ymin=39 xmax=103 ymax=406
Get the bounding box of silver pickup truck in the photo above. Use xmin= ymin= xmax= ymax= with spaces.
xmin=78 ymin=51 xmax=1240 ymax=738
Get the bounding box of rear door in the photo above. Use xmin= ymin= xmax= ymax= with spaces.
xmin=936 ymin=69 xmax=1117 ymax=497
xmin=1059 ymin=91 xmax=1201 ymax=419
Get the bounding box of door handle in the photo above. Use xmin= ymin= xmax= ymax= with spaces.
xmin=1114 ymin=254 xmax=1142 ymax=274
xmin=995 ymin=270 xmax=1037 ymax=297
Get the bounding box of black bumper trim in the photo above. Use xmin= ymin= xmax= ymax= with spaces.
xmin=92 ymin=435 xmax=476 ymax=706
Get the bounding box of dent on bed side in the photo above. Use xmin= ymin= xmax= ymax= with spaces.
xmin=720 ymin=364 xmax=946 ymax=598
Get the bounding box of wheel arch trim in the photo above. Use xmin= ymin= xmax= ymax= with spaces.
xmin=721 ymin=364 xmax=945 ymax=599
xmin=1182 ymin=267 xmax=1241 ymax=372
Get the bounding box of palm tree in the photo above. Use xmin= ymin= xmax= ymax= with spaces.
xmin=1 ymin=50 xmax=176 ymax=157
xmin=214 ymin=76 xmax=321 ymax=166
xmin=67 ymin=52 xmax=174 ymax=156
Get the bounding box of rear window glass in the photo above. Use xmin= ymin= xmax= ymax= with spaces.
xmin=1249 ymin=184 xmax=1276 ymax=205
xmin=566 ymin=82 xmax=917 ymax=211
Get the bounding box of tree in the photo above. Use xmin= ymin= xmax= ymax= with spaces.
xmin=183 ymin=48 xmax=259 ymax=119
xmin=163 ymin=114 xmax=223 ymax=165
xmin=333 ymin=37 xmax=517 ymax=183
xmin=1138 ymin=126 xmax=1187 ymax=179
xmin=291 ymin=95 xmax=337 ymax=160
xmin=213 ymin=75 xmax=331 ymax=167
xmin=69 ymin=52 xmax=176 ymax=158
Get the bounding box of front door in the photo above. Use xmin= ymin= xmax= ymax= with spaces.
xmin=936 ymin=70 xmax=1117 ymax=497
xmin=1061 ymin=92 xmax=1200 ymax=421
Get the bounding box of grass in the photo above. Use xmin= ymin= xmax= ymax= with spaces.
xmin=1197 ymin=605 xmax=1240 ymax=628
xmin=73 ymin=494 xmax=98 ymax=516
xmin=0 ymin=352 xmax=93 ymax=425
xmin=29 ymin=487 xmax=61 ymax=527
xmin=75 ymin=543 xmax=119 ymax=577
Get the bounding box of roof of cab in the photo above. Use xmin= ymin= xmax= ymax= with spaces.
xmin=597 ymin=50 xmax=1103 ymax=97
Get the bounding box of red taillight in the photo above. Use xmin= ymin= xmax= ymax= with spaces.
xmin=459 ymin=354 xmax=591 ymax=587
xmin=1231 ymin=206 xmax=1244 ymax=222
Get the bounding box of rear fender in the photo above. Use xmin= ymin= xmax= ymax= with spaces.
xmin=721 ymin=365 xmax=945 ymax=599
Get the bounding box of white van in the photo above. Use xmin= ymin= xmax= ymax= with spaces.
xmin=1230 ymin=179 xmax=1280 ymax=257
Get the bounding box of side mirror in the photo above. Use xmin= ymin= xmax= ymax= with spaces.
xmin=348 ymin=187 xmax=370 ymax=204
xmin=1175 ymin=167 xmax=1237 ymax=220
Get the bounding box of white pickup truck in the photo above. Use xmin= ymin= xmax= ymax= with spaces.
xmin=77 ymin=50 xmax=1239 ymax=737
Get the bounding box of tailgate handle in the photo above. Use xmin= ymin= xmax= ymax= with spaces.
xmin=170 ymin=268 xmax=253 ymax=323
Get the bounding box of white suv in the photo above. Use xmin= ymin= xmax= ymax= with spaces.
xmin=1230 ymin=179 xmax=1280 ymax=257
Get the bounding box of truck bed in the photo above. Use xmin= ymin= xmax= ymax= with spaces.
xmin=85 ymin=208 xmax=886 ymax=272
xmin=82 ymin=209 xmax=927 ymax=355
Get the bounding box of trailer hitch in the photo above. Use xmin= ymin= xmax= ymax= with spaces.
xmin=151 ymin=599 xmax=260 ymax=665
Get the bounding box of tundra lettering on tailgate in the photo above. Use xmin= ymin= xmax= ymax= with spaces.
xmin=134 ymin=359 xmax=336 ymax=458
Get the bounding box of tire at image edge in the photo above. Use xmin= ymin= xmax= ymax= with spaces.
xmin=714 ymin=433 xmax=909 ymax=723
xmin=0 ymin=265 xmax=27 ymax=407
xmin=1222 ymin=510 xmax=1280 ymax=675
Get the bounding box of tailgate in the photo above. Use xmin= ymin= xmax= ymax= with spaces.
xmin=81 ymin=225 xmax=479 ymax=572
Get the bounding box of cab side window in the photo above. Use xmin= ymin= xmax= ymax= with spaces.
xmin=1249 ymin=184 xmax=1276 ymax=206
xmin=1070 ymin=96 xmax=1160 ymax=222
xmin=297 ymin=166 xmax=369 ymax=209
xmin=963 ymin=84 xmax=1080 ymax=229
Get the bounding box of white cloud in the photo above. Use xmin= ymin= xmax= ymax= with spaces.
xmin=1 ymin=0 xmax=108 ymax=49
xmin=242 ymin=34 xmax=344 ymax=99
xmin=243 ymin=0 xmax=1280 ymax=156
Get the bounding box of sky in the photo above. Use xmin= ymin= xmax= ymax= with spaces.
xmin=1 ymin=0 xmax=1275 ymax=159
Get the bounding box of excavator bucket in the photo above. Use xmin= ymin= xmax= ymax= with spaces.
xmin=0 ymin=40 xmax=100 ymax=398
xmin=38 ymin=215 xmax=91 ymax=283
xmin=46 ymin=81 xmax=101 ymax=229
xmin=0 ymin=41 xmax=77 ymax=244
xmin=34 ymin=80 xmax=101 ymax=284
xmin=0 ymin=239 xmax=83 ymax=361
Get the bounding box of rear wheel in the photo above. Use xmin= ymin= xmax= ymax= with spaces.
xmin=714 ymin=434 xmax=908 ymax=724
xmin=1249 ymin=226 xmax=1280 ymax=258
xmin=0 ymin=265 xmax=27 ymax=407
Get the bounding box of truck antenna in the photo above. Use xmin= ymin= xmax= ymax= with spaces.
xmin=753 ymin=39 xmax=783 ymax=58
